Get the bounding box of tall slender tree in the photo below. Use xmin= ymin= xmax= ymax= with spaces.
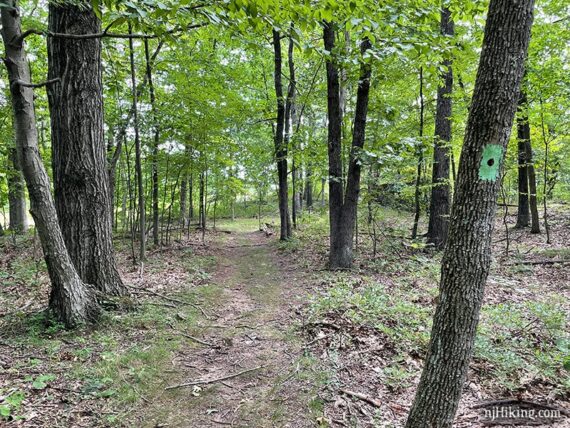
xmin=47 ymin=1 xmax=126 ymax=296
xmin=427 ymin=6 xmax=454 ymax=248
xmin=324 ymin=21 xmax=372 ymax=269
xmin=144 ymin=39 xmax=161 ymax=247
xmin=515 ymin=90 xmax=531 ymax=228
xmin=1 ymin=0 xmax=99 ymax=327
xmin=516 ymin=86 xmax=541 ymax=233
xmin=406 ymin=0 xmax=534 ymax=426
xmin=272 ymin=29 xmax=292 ymax=240
xmin=128 ymin=25 xmax=146 ymax=260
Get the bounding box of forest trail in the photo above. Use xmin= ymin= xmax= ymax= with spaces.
xmin=135 ymin=229 xmax=314 ymax=427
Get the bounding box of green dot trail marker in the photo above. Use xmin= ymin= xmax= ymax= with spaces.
xmin=478 ymin=144 xmax=503 ymax=181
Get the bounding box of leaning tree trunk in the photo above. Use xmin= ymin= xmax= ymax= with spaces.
xmin=405 ymin=0 xmax=534 ymax=426
xmin=427 ymin=7 xmax=453 ymax=248
xmin=324 ymin=21 xmax=372 ymax=269
xmin=272 ymin=29 xmax=292 ymax=240
xmin=46 ymin=2 xmax=126 ymax=296
xmin=515 ymin=88 xmax=530 ymax=228
xmin=8 ymin=144 xmax=28 ymax=233
xmin=1 ymin=0 xmax=99 ymax=327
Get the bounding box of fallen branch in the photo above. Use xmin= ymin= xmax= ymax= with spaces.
xmin=165 ymin=365 xmax=265 ymax=390
xmin=506 ymin=259 xmax=570 ymax=266
xmin=180 ymin=332 xmax=218 ymax=348
xmin=127 ymin=284 xmax=209 ymax=318
xmin=304 ymin=334 xmax=329 ymax=347
xmin=340 ymin=388 xmax=382 ymax=408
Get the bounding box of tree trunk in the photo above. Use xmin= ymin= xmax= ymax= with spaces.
xmin=144 ymin=39 xmax=160 ymax=247
xmin=47 ymin=2 xmax=126 ymax=296
xmin=427 ymin=8 xmax=453 ymax=248
xmin=189 ymin=172 xmax=194 ymax=221
xmin=199 ymin=170 xmax=205 ymax=229
xmin=272 ymin=29 xmax=292 ymax=240
xmin=1 ymin=0 xmax=99 ymax=327
xmin=515 ymin=88 xmax=530 ymax=228
xmin=411 ymin=67 xmax=425 ymax=240
xmin=286 ymin=31 xmax=301 ymax=229
xmin=405 ymin=0 xmax=534 ymax=426
xmin=127 ymin=25 xmax=146 ymax=260
xmin=324 ymin=21 xmax=372 ymax=269
xmin=180 ymin=176 xmax=187 ymax=228
xmin=8 ymin=145 xmax=28 ymax=233
xmin=526 ymin=136 xmax=540 ymax=234
xmin=305 ymin=167 xmax=313 ymax=210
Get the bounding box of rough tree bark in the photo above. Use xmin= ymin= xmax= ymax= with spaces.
xmin=405 ymin=0 xmax=534 ymax=426
xmin=1 ymin=0 xmax=99 ymax=327
xmin=272 ymin=29 xmax=292 ymax=240
xmin=324 ymin=21 xmax=372 ymax=269
xmin=8 ymin=144 xmax=28 ymax=232
xmin=515 ymin=89 xmax=530 ymax=228
xmin=47 ymin=2 xmax=126 ymax=296
xmin=427 ymin=7 xmax=453 ymax=248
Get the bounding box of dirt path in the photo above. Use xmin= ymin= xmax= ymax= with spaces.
xmin=135 ymin=230 xmax=316 ymax=427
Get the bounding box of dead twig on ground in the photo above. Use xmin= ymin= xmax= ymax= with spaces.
xmin=127 ymin=284 xmax=210 ymax=318
xmin=180 ymin=332 xmax=219 ymax=348
xmin=165 ymin=365 xmax=265 ymax=390
xmin=339 ymin=388 xmax=382 ymax=408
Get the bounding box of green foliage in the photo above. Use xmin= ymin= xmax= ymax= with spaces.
xmin=0 ymin=390 xmax=25 ymax=421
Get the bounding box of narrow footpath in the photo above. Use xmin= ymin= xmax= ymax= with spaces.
xmin=135 ymin=230 xmax=316 ymax=427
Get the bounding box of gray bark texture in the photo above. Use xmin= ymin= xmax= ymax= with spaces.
xmin=1 ymin=0 xmax=100 ymax=327
xmin=324 ymin=22 xmax=372 ymax=269
xmin=8 ymin=144 xmax=28 ymax=233
xmin=46 ymin=2 xmax=126 ymax=296
xmin=406 ymin=0 xmax=534 ymax=426
xmin=427 ymin=7 xmax=453 ymax=249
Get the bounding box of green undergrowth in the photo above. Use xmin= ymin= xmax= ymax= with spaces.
xmin=0 ymin=237 xmax=221 ymax=425
xmin=301 ymin=208 xmax=569 ymax=397
xmin=307 ymin=273 xmax=569 ymax=395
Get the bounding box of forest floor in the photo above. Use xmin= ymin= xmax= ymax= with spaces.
xmin=0 ymin=209 xmax=569 ymax=427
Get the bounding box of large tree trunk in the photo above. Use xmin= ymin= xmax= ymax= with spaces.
xmin=427 ymin=7 xmax=453 ymax=248
xmin=8 ymin=145 xmax=28 ymax=233
xmin=405 ymin=1 xmax=534 ymax=426
xmin=324 ymin=22 xmax=372 ymax=269
xmin=515 ymin=90 xmax=530 ymax=228
xmin=1 ymin=0 xmax=100 ymax=327
xmin=46 ymin=2 xmax=126 ymax=296
xmin=272 ymin=29 xmax=292 ymax=240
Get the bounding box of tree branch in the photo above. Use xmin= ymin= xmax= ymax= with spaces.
xmin=12 ymin=77 xmax=60 ymax=89
xmin=17 ymin=22 xmax=208 ymax=44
